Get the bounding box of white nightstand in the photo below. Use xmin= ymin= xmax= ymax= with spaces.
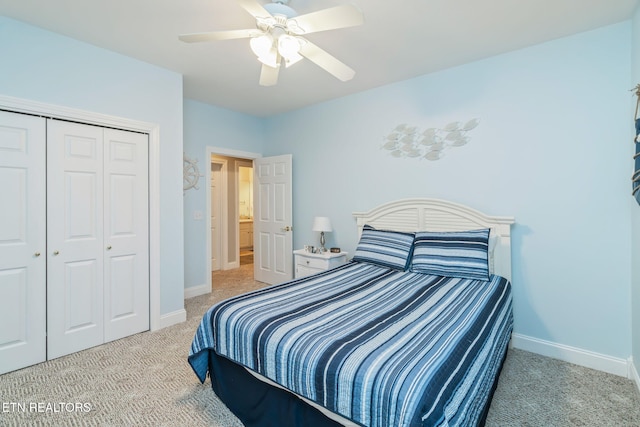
xmin=293 ymin=249 xmax=348 ymax=279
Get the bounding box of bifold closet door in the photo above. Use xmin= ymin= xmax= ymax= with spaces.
xmin=0 ymin=111 xmax=47 ymax=375
xmin=47 ymin=121 xmax=105 ymax=359
xmin=103 ymin=128 xmax=149 ymax=343
xmin=47 ymin=120 xmax=149 ymax=359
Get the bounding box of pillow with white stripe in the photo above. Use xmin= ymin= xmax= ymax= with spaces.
xmin=352 ymin=225 xmax=415 ymax=270
xmin=410 ymin=228 xmax=491 ymax=281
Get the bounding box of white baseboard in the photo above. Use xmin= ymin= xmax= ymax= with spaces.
xmin=224 ymin=261 xmax=240 ymax=270
xmin=184 ymin=283 xmax=210 ymax=299
xmin=158 ymin=308 xmax=187 ymax=329
xmin=630 ymin=357 xmax=640 ymax=393
xmin=511 ymin=333 xmax=630 ymax=378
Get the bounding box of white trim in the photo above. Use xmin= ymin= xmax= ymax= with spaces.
xmin=236 ymin=159 xmax=253 ymax=264
xmin=225 ymin=260 xmax=241 ymax=270
xmin=205 ymin=146 xmax=261 ymax=294
xmin=211 ymin=157 xmax=229 ymax=273
xmin=148 ymin=128 xmax=161 ymax=332
xmin=0 ymin=94 xmax=163 ymax=332
xmin=159 ymin=309 xmax=187 ymax=329
xmin=630 ymin=357 xmax=640 ymax=393
xmin=511 ymin=333 xmax=631 ymax=378
xmin=208 ymin=146 xmax=263 ymax=160
xmin=184 ymin=283 xmax=210 ymax=299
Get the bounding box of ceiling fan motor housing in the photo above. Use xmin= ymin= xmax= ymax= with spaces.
xmin=264 ymin=1 xmax=297 ymax=18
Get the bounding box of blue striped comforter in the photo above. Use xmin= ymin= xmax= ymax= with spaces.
xmin=189 ymin=261 xmax=512 ymax=427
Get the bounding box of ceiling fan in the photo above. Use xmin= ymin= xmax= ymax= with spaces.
xmin=179 ymin=0 xmax=364 ymax=86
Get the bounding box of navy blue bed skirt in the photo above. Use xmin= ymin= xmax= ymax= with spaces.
xmin=205 ymin=348 xmax=508 ymax=427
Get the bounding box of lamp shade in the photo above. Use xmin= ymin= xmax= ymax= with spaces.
xmin=278 ymin=35 xmax=303 ymax=67
xmin=250 ymin=34 xmax=273 ymax=57
xmin=312 ymin=216 xmax=332 ymax=232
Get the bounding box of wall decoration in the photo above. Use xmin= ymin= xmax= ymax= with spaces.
xmin=183 ymin=152 xmax=204 ymax=192
xmin=382 ymin=118 xmax=480 ymax=160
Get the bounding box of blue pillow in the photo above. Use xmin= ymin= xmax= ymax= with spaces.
xmin=410 ymin=229 xmax=490 ymax=281
xmin=352 ymin=225 xmax=415 ymax=270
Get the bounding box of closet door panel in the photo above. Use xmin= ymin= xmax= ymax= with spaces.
xmin=47 ymin=120 xmax=104 ymax=359
xmin=0 ymin=111 xmax=46 ymax=375
xmin=104 ymin=129 xmax=149 ymax=342
xmin=64 ymin=260 xmax=100 ymax=329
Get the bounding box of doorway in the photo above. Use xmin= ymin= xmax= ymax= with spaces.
xmin=205 ymin=147 xmax=294 ymax=289
xmin=238 ymin=161 xmax=254 ymax=266
xmin=206 ymin=147 xmax=260 ymax=291
xmin=210 ymin=154 xmax=251 ymax=271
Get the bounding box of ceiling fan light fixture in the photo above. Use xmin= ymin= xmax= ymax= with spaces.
xmin=278 ymin=35 xmax=299 ymax=54
xmin=257 ymin=48 xmax=279 ymax=68
xmin=278 ymin=34 xmax=302 ymax=65
xmin=250 ymin=33 xmax=274 ymax=57
xmin=283 ymin=51 xmax=303 ymax=67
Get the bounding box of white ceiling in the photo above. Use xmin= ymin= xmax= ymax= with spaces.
xmin=1 ymin=0 xmax=638 ymax=117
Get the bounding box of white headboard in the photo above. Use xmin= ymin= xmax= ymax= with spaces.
xmin=352 ymin=198 xmax=515 ymax=281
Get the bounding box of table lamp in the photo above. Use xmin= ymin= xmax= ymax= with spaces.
xmin=312 ymin=216 xmax=332 ymax=253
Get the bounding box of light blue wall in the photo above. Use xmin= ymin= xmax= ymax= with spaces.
xmin=5 ymin=11 xmax=634 ymax=363
xmin=182 ymin=99 xmax=264 ymax=289
xmin=631 ymin=5 xmax=640 ymax=374
xmin=264 ymin=23 xmax=633 ymax=359
xmin=0 ymin=17 xmax=185 ymax=316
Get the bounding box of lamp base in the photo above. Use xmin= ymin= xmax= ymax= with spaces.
xmin=319 ymin=231 xmax=327 ymax=252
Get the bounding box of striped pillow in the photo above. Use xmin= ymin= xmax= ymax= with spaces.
xmin=352 ymin=225 xmax=415 ymax=270
xmin=410 ymin=229 xmax=491 ymax=280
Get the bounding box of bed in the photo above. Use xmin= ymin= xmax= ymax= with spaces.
xmin=189 ymin=198 xmax=515 ymax=427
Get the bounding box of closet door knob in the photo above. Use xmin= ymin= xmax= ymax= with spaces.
xmin=34 ymin=252 xmax=41 ymax=257
xmin=53 ymin=250 xmax=60 ymax=256
xmin=106 ymin=245 xmax=112 ymax=250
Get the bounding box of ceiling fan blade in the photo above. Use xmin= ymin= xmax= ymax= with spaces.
xmin=259 ymin=63 xmax=280 ymax=86
xmin=292 ymin=4 xmax=363 ymax=34
xmin=299 ymin=40 xmax=355 ymax=82
xmin=179 ymin=29 xmax=259 ymax=43
xmin=237 ymin=0 xmax=272 ymax=19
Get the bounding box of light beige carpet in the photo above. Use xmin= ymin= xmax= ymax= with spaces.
xmin=1 ymin=264 xmax=639 ymax=426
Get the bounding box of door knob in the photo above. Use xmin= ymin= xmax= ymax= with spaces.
xmin=53 ymin=250 xmax=60 ymax=256
xmin=34 ymin=252 xmax=41 ymax=257
xmin=106 ymin=245 xmax=112 ymax=250
xmin=282 ymin=226 xmax=292 ymax=232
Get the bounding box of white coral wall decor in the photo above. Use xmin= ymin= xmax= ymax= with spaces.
xmin=183 ymin=152 xmax=204 ymax=192
xmin=382 ymin=118 xmax=480 ymax=160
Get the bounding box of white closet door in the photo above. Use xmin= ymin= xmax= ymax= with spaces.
xmin=47 ymin=120 xmax=105 ymax=359
xmin=0 ymin=111 xmax=46 ymax=374
xmin=103 ymin=129 xmax=149 ymax=342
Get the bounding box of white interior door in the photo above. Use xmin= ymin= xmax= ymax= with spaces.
xmin=103 ymin=129 xmax=149 ymax=342
xmin=0 ymin=111 xmax=47 ymax=375
xmin=47 ymin=120 xmax=105 ymax=359
xmin=253 ymin=154 xmax=293 ymax=284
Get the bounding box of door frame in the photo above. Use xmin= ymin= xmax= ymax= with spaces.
xmin=236 ymin=159 xmax=254 ymax=255
xmin=205 ymin=146 xmax=261 ymax=292
xmin=0 ymin=94 xmax=164 ymax=332
xmin=210 ymin=157 xmax=228 ymax=271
